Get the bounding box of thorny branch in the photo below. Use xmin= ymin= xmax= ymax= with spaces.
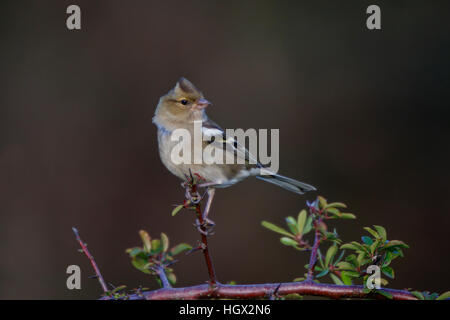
xmin=100 ymin=282 xmax=417 ymax=300
xmin=73 ymin=225 xmax=417 ymax=300
xmin=306 ymin=216 xmax=323 ymax=282
xmin=72 ymin=181 xmax=427 ymax=301
xmin=72 ymin=227 xmax=109 ymax=293
xmin=185 ymin=174 xmax=218 ymax=285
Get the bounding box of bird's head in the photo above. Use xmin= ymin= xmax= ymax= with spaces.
xmin=154 ymin=77 xmax=211 ymax=126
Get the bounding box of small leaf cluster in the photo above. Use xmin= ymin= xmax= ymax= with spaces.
xmin=126 ymin=230 xmax=192 ymax=286
xmin=261 ymin=197 xmax=354 ymax=252
xmin=411 ymin=290 xmax=450 ymax=300
xmin=339 ymin=225 xmax=408 ymax=286
xmin=261 ymin=209 xmax=313 ymax=251
xmin=105 ymin=284 xmax=129 ymax=299
xmin=261 ymin=196 xmax=411 ymax=290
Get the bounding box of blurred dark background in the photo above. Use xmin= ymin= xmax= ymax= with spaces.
xmin=0 ymin=0 xmax=449 ymax=299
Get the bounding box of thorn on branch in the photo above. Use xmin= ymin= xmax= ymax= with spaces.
xmin=72 ymin=227 xmax=109 ymax=294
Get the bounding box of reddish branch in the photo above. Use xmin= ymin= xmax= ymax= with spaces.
xmin=72 ymin=227 xmax=109 ymax=293
xmin=101 ymin=282 xmax=416 ymax=300
xmin=73 ymin=224 xmax=417 ymax=300
xmin=190 ymin=182 xmax=217 ymax=285
xmin=306 ymin=217 xmax=323 ymax=281
xmin=73 ymin=182 xmax=419 ymax=301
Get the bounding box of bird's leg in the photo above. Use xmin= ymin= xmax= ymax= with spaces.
xmin=194 ymin=188 xmax=216 ymax=236
xmin=202 ymin=188 xmax=216 ymax=226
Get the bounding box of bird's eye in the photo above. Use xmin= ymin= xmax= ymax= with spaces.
xmin=180 ymin=99 xmax=188 ymax=105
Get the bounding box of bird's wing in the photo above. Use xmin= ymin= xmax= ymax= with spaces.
xmin=202 ymin=118 xmax=261 ymax=170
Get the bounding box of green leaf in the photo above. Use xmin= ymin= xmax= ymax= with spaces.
xmin=384 ymin=240 xmax=409 ymax=249
xmin=382 ymin=252 xmax=393 ymax=267
xmin=343 ymin=270 xmax=361 ymax=278
xmin=280 ymin=237 xmax=298 ymax=247
xmin=334 ymin=249 xmax=346 ymax=265
xmin=357 ymin=252 xmax=368 ymax=266
xmin=139 ymin=230 xmax=151 ymax=253
xmin=373 ymin=225 xmax=387 ymax=242
xmin=285 ymin=216 xmax=298 ymax=235
xmin=318 ymin=196 xmax=327 ymax=209
xmin=376 ymin=289 xmax=393 ymax=299
xmin=340 ymin=213 xmax=356 ymax=219
xmin=436 ymin=291 xmax=450 ymax=300
xmin=325 ymin=207 xmax=340 ymax=216
xmin=341 ymin=272 xmax=353 ymax=285
xmin=283 ymin=293 xmax=303 ymax=300
xmin=426 ymin=292 xmax=439 ymax=300
xmin=305 ymin=264 xmax=323 ymax=272
xmin=325 ymin=202 xmax=347 ymax=209
xmin=293 ymin=277 xmax=305 ymax=282
xmin=382 ymin=266 xmax=395 ymax=279
xmin=297 ymin=210 xmax=307 ymax=234
xmin=126 ymin=247 xmax=143 ymax=258
xmin=261 ymin=221 xmax=294 ymax=238
xmin=340 ymin=243 xmax=360 ymax=251
xmin=336 ymin=261 xmax=355 ymax=270
xmin=352 ymin=242 xmax=370 ymax=254
xmin=361 ymin=236 xmax=373 ymax=246
xmin=411 ymin=291 xmax=425 ymax=300
xmin=131 ymin=259 xmax=151 ymax=274
xmin=370 ymin=239 xmax=380 ymax=254
xmin=151 ymin=239 xmax=162 ymax=254
xmin=170 ymin=243 xmax=192 ymax=256
xmin=161 ymin=233 xmax=169 ymax=252
xmin=345 ymin=254 xmax=358 ymax=267
xmin=171 ymin=204 xmax=184 ymax=216
xmin=167 ymin=272 xmax=177 ymax=285
xmin=364 ymin=227 xmax=379 ymax=239
xmin=303 ymin=216 xmax=313 ymax=235
xmin=315 ymin=269 xmax=329 ymax=278
xmin=343 ymin=241 xmax=368 ymax=254
xmin=112 ymin=285 xmax=127 ymax=293
xmin=325 ymin=245 xmax=338 ymax=267
xmin=380 ymin=278 xmax=389 ymax=286
xmin=317 ymin=249 xmax=325 ymax=269
xmin=330 ymin=273 xmax=344 ymax=285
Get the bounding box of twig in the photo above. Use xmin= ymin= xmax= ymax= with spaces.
xmin=99 ymin=281 xmax=417 ymax=300
xmin=72 ymin=227 xmax=109 ymax=293
xmin=189 ymin=182 xmax=218 ymax=285
xmin=153 ymin=266 xmax=172 ymax=289
xmin=306 ymin=217 xmax=323 ymax=282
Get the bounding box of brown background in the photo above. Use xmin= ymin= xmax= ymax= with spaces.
xmin=0 ymin=0 xmax=449 ymax=299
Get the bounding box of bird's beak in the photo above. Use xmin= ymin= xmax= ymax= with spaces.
xmin=195 ymin=98 xmax=211 ymax=110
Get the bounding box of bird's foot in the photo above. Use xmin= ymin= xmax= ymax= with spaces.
xmin=203 ymin=217 xmax=216 ymax=227
xmin=194 ymin=219 xmax=215 ymax=236
xmin=184 ymin=188 xmax=202 ymax=204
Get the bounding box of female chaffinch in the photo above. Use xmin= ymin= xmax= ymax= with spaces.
xmin=153 ymin=77 xmax=315 ymax=224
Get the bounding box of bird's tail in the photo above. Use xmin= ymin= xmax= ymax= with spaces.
xmin=256 ymin=174 xmax=316 ymax=195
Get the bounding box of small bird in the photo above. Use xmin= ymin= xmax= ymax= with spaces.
xmin=153 ymin=77 xmax=315 ymax=225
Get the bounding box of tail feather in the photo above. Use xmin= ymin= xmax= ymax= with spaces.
xmin=256 ymin=174 xmax=316 ymax=195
